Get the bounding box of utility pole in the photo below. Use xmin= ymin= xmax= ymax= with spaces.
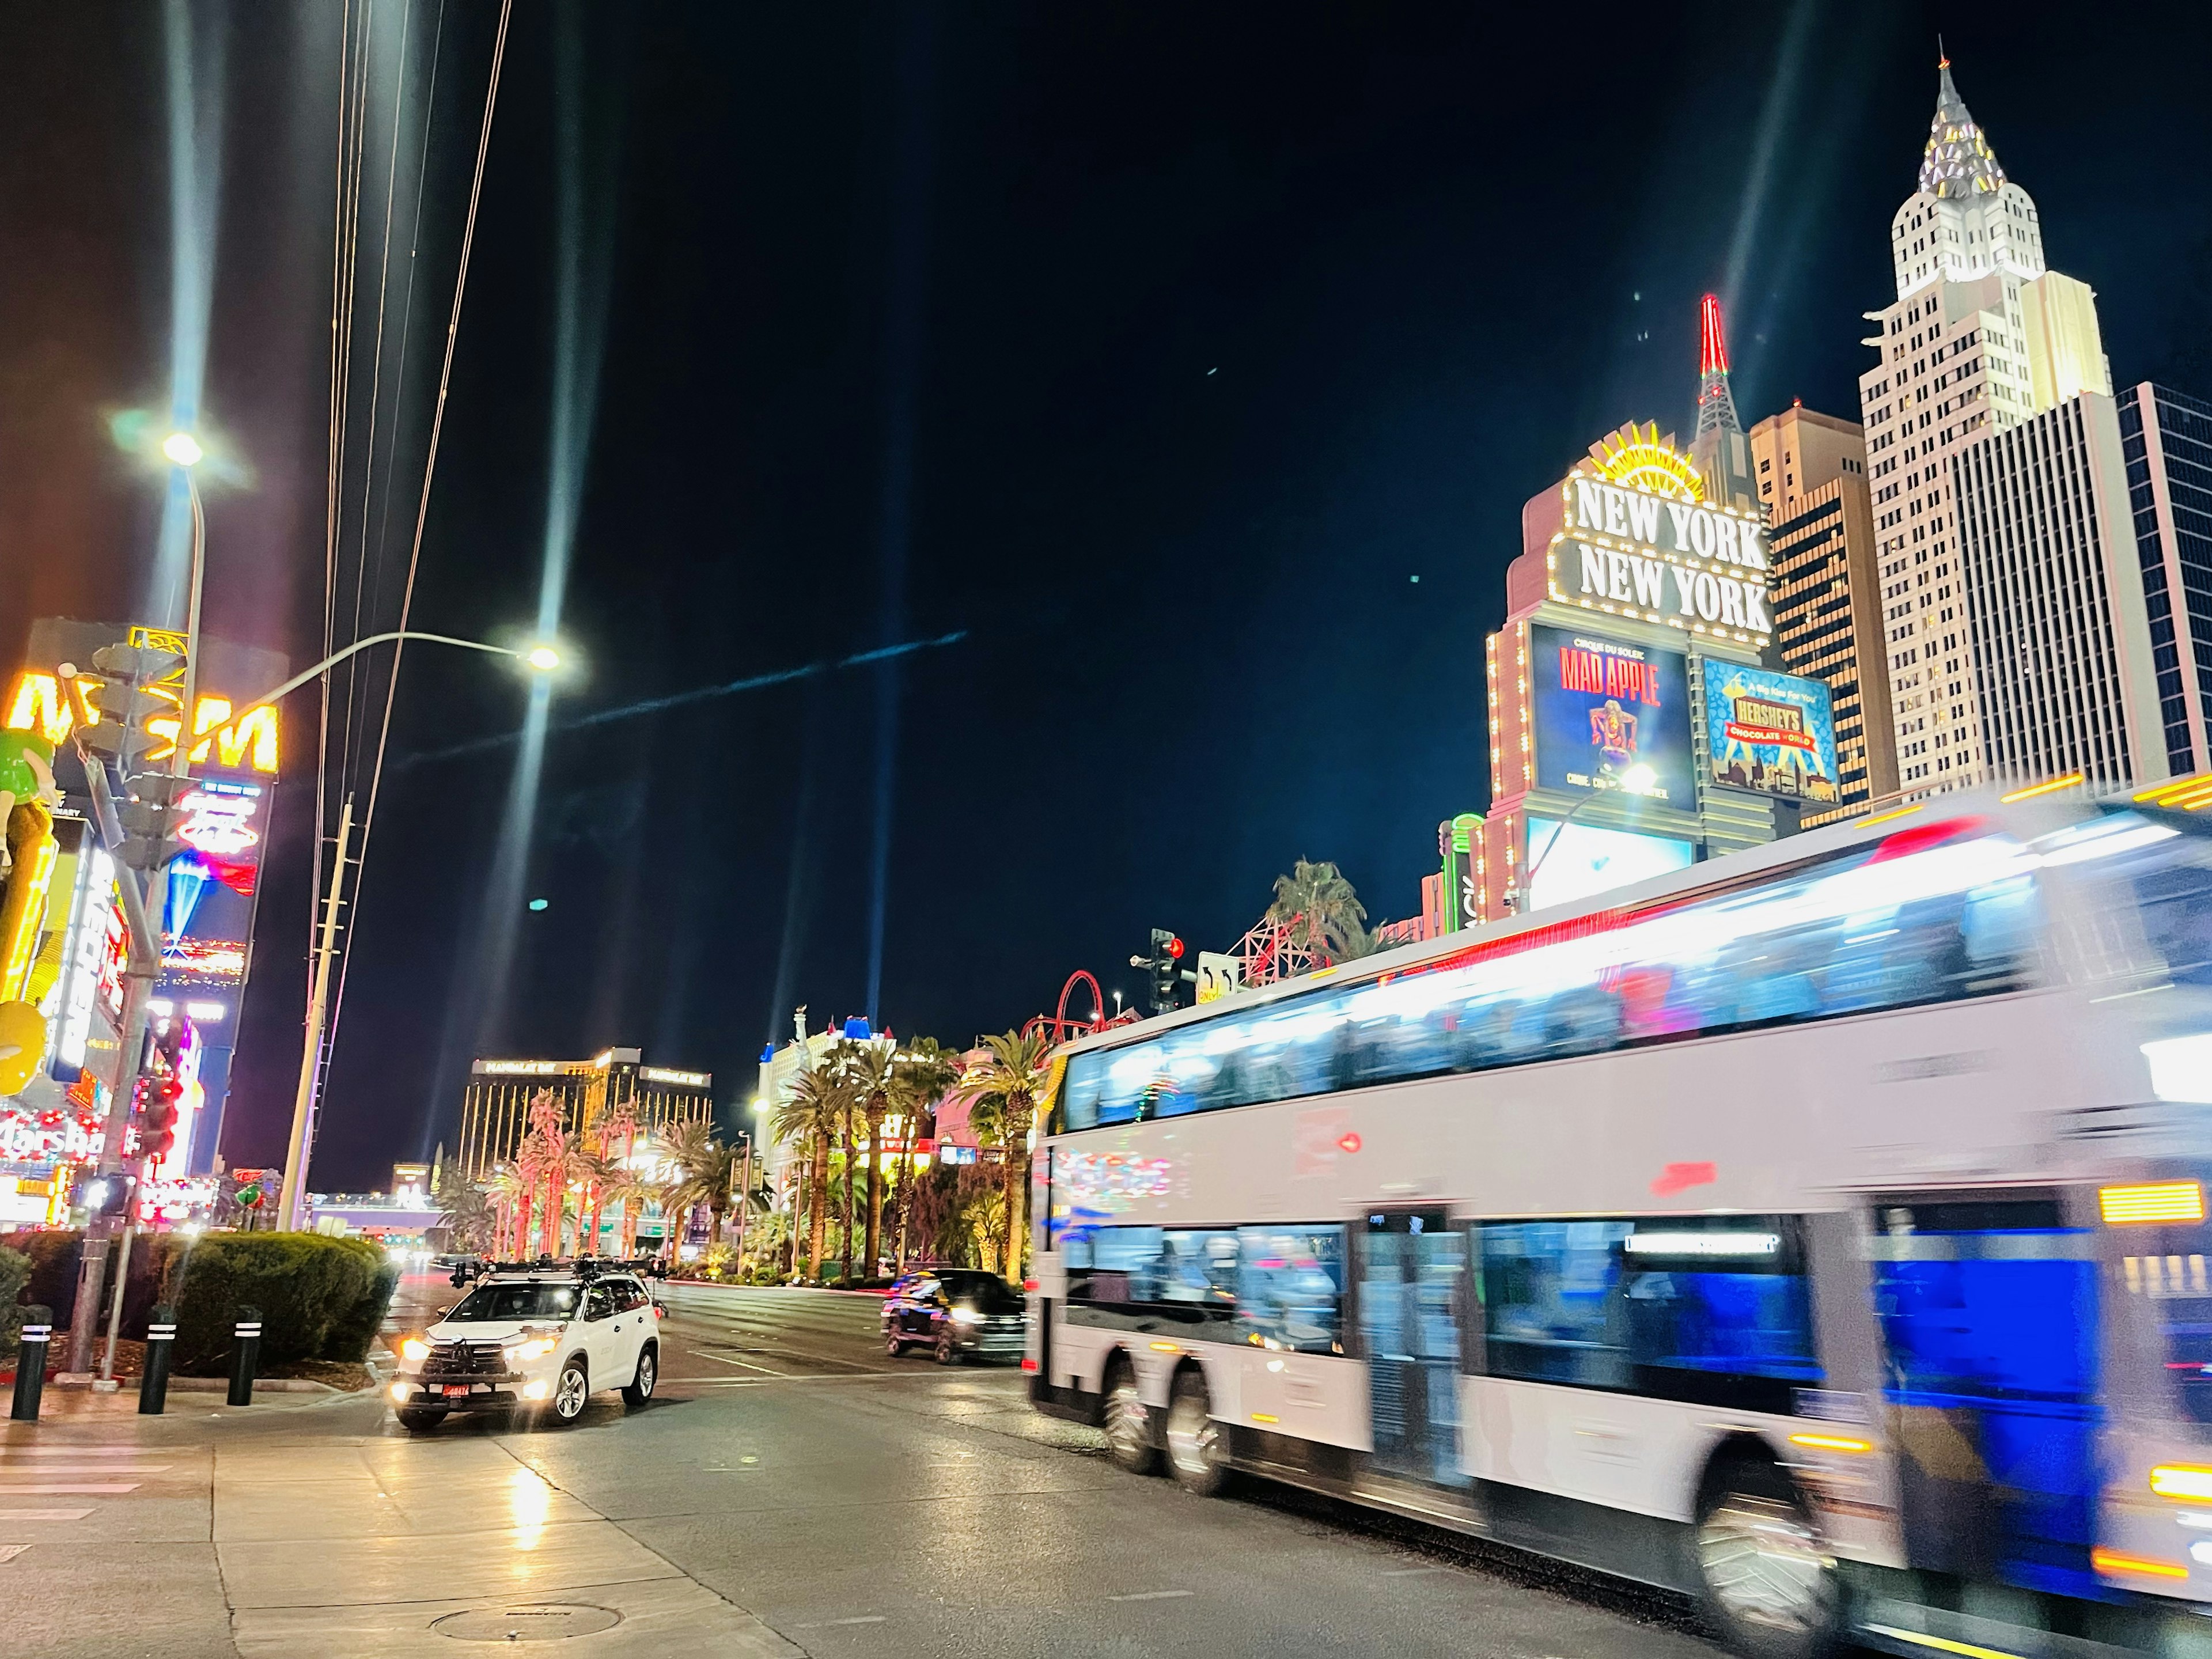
xmin=277 ymin=796 xmax=352 ymax=1232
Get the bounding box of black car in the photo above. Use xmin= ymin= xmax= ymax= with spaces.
xmin=881 ymin=1268 xmax=1026 ymax=1364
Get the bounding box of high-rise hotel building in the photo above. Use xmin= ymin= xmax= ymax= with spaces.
xmin=1855 ymin=58 xmax=2165 ymax=793
xmin=2120 ymin=385 xmax=2212 ymax=776
xmin=1749 ymin=405 xmax=1896 ymax=814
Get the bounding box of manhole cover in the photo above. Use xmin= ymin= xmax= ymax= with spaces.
xmin=431 ymin=1604 xmax=623 ymax=1642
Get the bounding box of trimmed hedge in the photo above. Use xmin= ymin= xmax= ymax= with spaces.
xmin=162 ymin=1232 xmax=395 ymax=1373
xmin=0 ymin=1244 xmax=26 ymax=1359
xmin=0 ymin=1229 xmax=165 ymax=1340
xmin=4 ymin=1228 xmax=396 ymax=1372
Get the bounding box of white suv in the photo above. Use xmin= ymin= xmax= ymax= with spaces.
xmin=390 ymin=1266 xmax=662 ymax=1431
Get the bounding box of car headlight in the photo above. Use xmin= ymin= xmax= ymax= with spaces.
xmin=505 ymin=1336 xmax=557 ymax=1364
xmin=400 ymin=1336 xmax=431 ymax=1364
xmin=949 ymin=1306 xmax=982 ymax=1325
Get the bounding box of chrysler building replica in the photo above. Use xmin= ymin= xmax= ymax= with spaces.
xmin=1857 ymin=54 xmax=2111 ymax=793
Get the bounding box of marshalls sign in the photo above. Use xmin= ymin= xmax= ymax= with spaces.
xmin=1546 ymin=474 xmax=1771 ymax=650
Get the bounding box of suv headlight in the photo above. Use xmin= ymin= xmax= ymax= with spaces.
xmin=949 ymin=1306 xmax=982 ymax=1325
xmin=505 ymin=1336 xmax=558 ymax=1365
xmin=400 ymin=1336 xmax=431 ymax=1364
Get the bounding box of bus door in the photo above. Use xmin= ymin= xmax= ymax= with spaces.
xmin=1870 ymin=1195 xmax=2102 ymax=1596
xmin=1357 ymin=1210 xmax=1469 ymax=1486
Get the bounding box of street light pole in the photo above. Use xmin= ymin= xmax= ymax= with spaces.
xmin=240 ymin=634 xmax=559 ymax=1232
xmin=1514 ymin=763 xmax=1658 ymax=914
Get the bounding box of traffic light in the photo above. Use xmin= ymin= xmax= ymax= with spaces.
xmin=79 ymin=642 xmax=186 ymax=777
xmin=115 ymin=772 xmax=191 ymax=873
xmin=1149 ymin=929 xmax=1185 ymax=1016
xmin=78 ymin=1170 xmax=135 ymax=1218
xmin=134 ymin=1019 xmax=187 ymax=1163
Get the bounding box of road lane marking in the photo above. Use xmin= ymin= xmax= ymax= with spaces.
xmin=0 ymin=1466 xmax=169 ymax=1475
xmin=0 ymin=1484 xmax=141 ymax=1495
xmin=691 ymin=1350 xmax=784 ymax=1376
xmin=792 ymin=1616 xmax=888 ymax=1628
xmin=0 ymin=1545 xmax=27 ymax=1562
xmin=673 ymin=1369 xmax=925 ymax=1387
xmin=1108 ymin=1590 xmax=1194 ymax=1602
xmin=0 ymin=1510 xmax=94 ymax=1521
xmin=0 ymin=1448 xmax=173 ymax=1457
xmin=1380 ymin=1566 xmax=1450 ymax=1577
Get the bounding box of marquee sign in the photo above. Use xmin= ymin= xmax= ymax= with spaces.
xmin=3 ymin=672 xmax=279 ymax=775
xmin=1546 ymin=468 xmax=1772 ymax=651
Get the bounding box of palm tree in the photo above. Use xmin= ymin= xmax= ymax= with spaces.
xmin=600 ymin=1168 xmax=656 ymax=1258
xmin=568 ymin=1147 xmax=623 ymax=1256
xmin=771 ymin=1065 xmax=853 ymax=1281
xmin=886 ymin=1037 xmax=960 ymax=1271
xmin=1329 ymin=916 xmax=1388 ymax=961
xmin=1269 ymin=858 xmax=1369 ymax=965
xmin=487 ymin=1165 xmax=530 ymax=1257
xmin=834 ymin=1039 xmax=899 ymax=1278
xmin=966 ymin=1028 xmax=1054 ymax=1282
xmin=665 ymin=1120 xmax=743 ymax=1250
xmin=438 ymin=1166 xmax=497 ymax=1256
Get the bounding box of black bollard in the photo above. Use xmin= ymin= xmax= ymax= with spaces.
xmin=139 ymin=1303 xmax=176 ymax=1415
xmin=11 ymin=1305 xmax=52 ymax=1422
xmin=226 ymin=1305 xmax=262 ymax=1407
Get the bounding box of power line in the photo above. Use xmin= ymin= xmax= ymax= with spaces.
xmin=318 ymin=0 xmax=514 ymax=1125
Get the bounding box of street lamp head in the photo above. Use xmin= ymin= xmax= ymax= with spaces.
xmin=1622 ymin=763 xmax=1656 ymax=794
xmin=524 ymin=645 xmax=562 ymax=672
xmin=161 ymin=431 xmax=204 ymax=468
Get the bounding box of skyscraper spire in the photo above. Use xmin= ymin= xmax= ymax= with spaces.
xmin=1689 ymin=293 xmax=1755 ymax=507
xmin=1694 ymin=293 xmax=1741 ymax=438
xmin=1918 ymin=52 xmax=2006 ymax=199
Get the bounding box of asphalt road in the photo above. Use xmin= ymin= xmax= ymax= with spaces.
xmin=4 ymin=1276 xmax=1734 ymax=1658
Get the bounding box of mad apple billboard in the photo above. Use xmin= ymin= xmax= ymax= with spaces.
xmin=1529 ymin=624 xmax=1693 ymax=809
xmin=1703 ymin=664 xmax=1839 ymax=803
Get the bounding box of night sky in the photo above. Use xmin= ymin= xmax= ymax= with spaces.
xmin=3 ymin=4 xmax=2209 ymax=1188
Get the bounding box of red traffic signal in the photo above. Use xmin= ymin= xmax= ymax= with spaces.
xmin=1165 ymin=935 xmax=1185 ymax=960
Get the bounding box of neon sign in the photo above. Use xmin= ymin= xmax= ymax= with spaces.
xmin=1545 ymin=450 xmax=1772 ymax=650
xmin=3 ymin=673 xmax=279 ymax=774
xmin=55 ymin=845 xmax=114 ymax=1074
xmin=175 ymin=782 xmax=263 ymax=858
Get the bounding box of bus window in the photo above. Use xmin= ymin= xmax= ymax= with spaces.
xmin=1060 ymin=832 xmax=2044 ymax=1132
xmin=1062 ymin=1224 xmax=1342 ymax=1347
xmin=2113 ymin=1208 xmax=2212 ymax=1429
xmin=1476 ymin=1216 xmax=1819 ymax=1412
xmin=1234 ymin=1226 xmax=1346 ymax=1355
xmin=1063 ymin=1225 xmax=1238 ymax=1334
xmin=2051 ymin=814 xmax=2212 ymax=988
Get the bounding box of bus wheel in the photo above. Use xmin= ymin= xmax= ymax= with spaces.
xmin=1101 ymin=1358 xmax=1157 ymax=1475
xmin=1164 ymin=1370 xmax=1228 ymax=1497
xmin=1694 ymin=1452 xmax=1839 ymax=1659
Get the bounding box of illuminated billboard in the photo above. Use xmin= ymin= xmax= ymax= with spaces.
xmin=1543 ymin=461 xmax=1772 ymax=651
xmin=3 ymin=623 xmax=282 ymax=776
xmin=1529 ymin=624 xmax=1694 ymax=809
xmin=1703 ymin=664 xmax=1840 ymax=803
xmin=1525 ymin=818 xmax=1696 ymax=913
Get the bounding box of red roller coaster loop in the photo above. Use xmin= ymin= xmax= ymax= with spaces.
xmin=1021 ymin=969 xmax=1139 ymax=1050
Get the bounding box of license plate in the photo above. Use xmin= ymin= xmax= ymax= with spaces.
xmin=444 ymin=1385 xmax=470 ymax=1398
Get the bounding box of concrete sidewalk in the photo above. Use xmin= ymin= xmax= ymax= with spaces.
xmin=1 ymin=1392 xmax=804 ymax=1659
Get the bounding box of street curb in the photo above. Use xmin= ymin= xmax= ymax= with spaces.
xmin=663 ymin=1280 xmax=889 ymax=1297
xmin=167 ymin=1376 xmax=339 ymax=1394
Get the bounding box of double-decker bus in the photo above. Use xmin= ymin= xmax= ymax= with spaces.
xmin=1024 ymin=789 xmax=2212 ymax=1659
